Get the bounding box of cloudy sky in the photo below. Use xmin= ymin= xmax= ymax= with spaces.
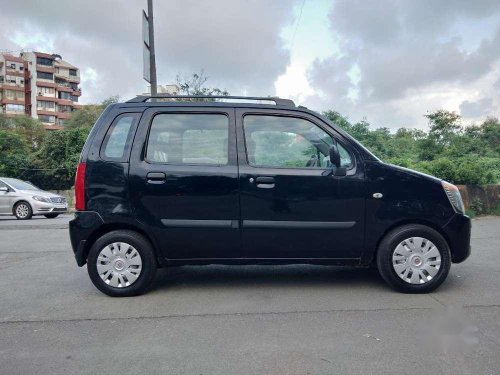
xmin=1 ymin=0 xmax=499 ymax=129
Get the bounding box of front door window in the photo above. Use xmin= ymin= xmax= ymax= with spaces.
xmin=243 ymin=115 xmax=352 ymax=169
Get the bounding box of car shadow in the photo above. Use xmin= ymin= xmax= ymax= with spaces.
xmin=153 ymin=264 xmax=387 ymax=291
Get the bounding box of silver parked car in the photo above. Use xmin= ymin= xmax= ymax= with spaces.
xmin=0 ymin=177 xmax=68 ymax=220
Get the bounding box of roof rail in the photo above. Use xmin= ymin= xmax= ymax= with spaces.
xmin=126 ymin=95 xmax=295 ymax=107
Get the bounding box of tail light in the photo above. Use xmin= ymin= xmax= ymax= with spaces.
xmin=75 ymin=162 xmax=86 ymax=211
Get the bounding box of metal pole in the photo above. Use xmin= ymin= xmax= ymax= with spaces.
xmin=147 ymin=0 xmax=157 ymax=95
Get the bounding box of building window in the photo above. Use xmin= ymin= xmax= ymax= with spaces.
xmin=38 ymin=86 xmax=55 ymax=95
xmin=20 ymin=66 xmax=24 ymax=71
xmin=58 ymin=105 xmax=72 ymax=113
xmin=37 ymin=100 xmax=55 ymax=110
xmin=70 ymin=83 xmax=78 ymax=91
xmin=36 ymin=57 xmax=53 ymax=66
xmin=69 ymin=69 xmax=77 ymax=76
xmin=5 ymin=104 xmax=25 ymax=113
xmin=70 ymin=95 xmax=78 ymax=102
xmin=38 ymin=115 xmax=56 ymax=123
xmin=37 ymin=71 xmax=54 ymax=80
xmin=9 ymin=63 xmax=16 ymax=69
xmin=5 ymin=90 xmax=23 ymax=100
xmin=58 ymin=92 xmax=71 ymax=100
xmin=55 ymin=78 xmax=67 ymax=85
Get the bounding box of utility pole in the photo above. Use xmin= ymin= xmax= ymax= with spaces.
xmin=143 ymin=0 xmax=157 ymax=95
xmin=147 ymin=0 xmax=157 ymax=95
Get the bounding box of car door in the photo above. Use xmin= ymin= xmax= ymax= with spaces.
xmin=129 ymin=106 xmax=241 ymax=260
xmin=236 ymin=108 xmax=365 ymax=261
xmin=0 ymin=180 xmax=12 ymax=214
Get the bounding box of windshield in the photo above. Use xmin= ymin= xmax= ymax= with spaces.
xmin=1 ymin=178 xmax=41 ymax=191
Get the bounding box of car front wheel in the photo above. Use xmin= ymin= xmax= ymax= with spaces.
xmin=87 ymin=230 xmax=157 ymax=297
xmin=377 ymin=224 xmax=451 ymax=293
xmin=14 ymin=201 xmax=33 ymax=220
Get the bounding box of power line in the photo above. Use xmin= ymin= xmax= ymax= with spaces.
xmin=290 ymin=0 xmax=306 ymax=52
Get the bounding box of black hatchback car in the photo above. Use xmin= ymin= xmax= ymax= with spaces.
xmin=69 ymin=95 xmax=471 ymax=296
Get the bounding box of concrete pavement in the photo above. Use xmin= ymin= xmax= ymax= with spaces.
xmin=0 ymin=215 xmax=499 ymax=374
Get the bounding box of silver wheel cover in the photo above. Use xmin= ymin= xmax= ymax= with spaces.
xmin=97 ymin=242 xmax=142 ymax=288
xmin=16 ymin=204 xmax=29 ymax=218
xmin=392 ymin=237 xmax=441 ymax=285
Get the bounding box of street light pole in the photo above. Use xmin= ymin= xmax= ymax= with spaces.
xmin=147 ymin=0 xmax=157 ymax=95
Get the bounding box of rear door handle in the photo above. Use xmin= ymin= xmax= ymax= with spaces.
xmin=255 ymin=176 xmax=275 ymax=188
xmin=256 ymin=176 xmax=275 ymax=184
xmin=147 ymin=172 xmax=166 ymax=184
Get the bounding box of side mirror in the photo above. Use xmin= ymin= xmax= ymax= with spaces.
xmin=0 ymin=186 xmax=8 ymax=192
xmin=329 ymin=143 xmax=341 ymax=168
xmin=322 ymin=142 xmax=347 ymax=177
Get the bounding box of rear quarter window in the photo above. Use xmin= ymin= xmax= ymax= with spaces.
xmin=100 ymin=113 xmax=139 ymax=161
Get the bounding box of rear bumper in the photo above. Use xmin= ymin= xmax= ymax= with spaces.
xmin=69 ymin=211 xmax=104 ymax=266
xmin=443 ymin=213 xmax=471 ymax=263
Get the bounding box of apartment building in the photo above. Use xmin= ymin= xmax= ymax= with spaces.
xmin=0 ymin=51 xmax=81 ymax=130
xmin=0 ymin=54 xmax=28 ymax=117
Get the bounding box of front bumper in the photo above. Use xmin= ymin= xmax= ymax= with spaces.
xmin=443 ymin=213 xmax=471 ymax=263
xmin=31 ymin=200 xmax=68 ymax=215
xmin=69 ymin=211 xmax=105 ymax=266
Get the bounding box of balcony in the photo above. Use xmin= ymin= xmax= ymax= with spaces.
xmin=5 ymin=68 xmax=24 ymax=77
xmin=56 ymin=73 xmax=80 ymax=83
xmin=37 ymin=81 xmax=57 ymax=88
xmin=37 ymin=109 xmax=56 ymax=116
xmin=56 ymin=85 xmax=73 ymax=93
xmin=36 ymin=65 xmax=55 ymax=73
xmin=56 ymin=112 xmax=71 ymax=120
xmin=57 ymin=98 xmax=74 ymax=106
xmin=0 ymin=82 xmax=25 ymax=91
xmin=1 ymin=98 xmax=25 ymax=105
xmin=36 ymin=95 xmax=58 ymax=102
xmin=43 ymin=124 xmax=64 ymax=131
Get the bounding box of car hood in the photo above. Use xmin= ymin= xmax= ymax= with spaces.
xmin=18 ymin=190 xmax=63 ymax=199
xmin=385 ymin=163 xmax=442 ymax=184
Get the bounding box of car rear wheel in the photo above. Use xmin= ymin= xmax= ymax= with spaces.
xmin=87 ymin=230 xmax=157 ymax=297
xmin=14 ymin=201 xmax=32 ymax=220
xmin=44 ymin=213 xmax=59 ymax=219
xmin=376 ymin=224 xmax=451 ymax=293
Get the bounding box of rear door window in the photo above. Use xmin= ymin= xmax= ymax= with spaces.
xmin=146 ymin=113 xmax=228 ymax=165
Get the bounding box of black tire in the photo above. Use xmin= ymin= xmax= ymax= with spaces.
xmin=14 ymin=201 xmax=33 ymax=220
xmin=376 ymin=224 xmax=451 ymax=293
xmin=87 ymin=230 xmax=157 ymax=297
xmin=44 ymin=213 xmax=59 ymax=219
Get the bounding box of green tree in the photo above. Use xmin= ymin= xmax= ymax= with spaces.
xmin=176 ymin=71 xmax=229 ymax=98
xmin=65 ymin=96 xmax=119 ymax=129
xmin=323 ymin=110 xmax=352 ymax=133
xmin=0 ymin=129 xmax=30 ymax=177
xmin=28 ymin=127 xmax=90 ymax=189
xmin=11 ymin=116 xmax=45 ymax=151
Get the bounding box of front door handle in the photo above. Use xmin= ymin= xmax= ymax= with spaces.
xmin=255 ymin=176 xmax=275 ymax=188
xmin=147 ymin=172 xmax=166 ymax=184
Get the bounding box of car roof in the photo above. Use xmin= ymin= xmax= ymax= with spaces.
xmin=115 ymin=95 xmax=308 ymax=112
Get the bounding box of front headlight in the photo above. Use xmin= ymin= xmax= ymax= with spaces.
xmin=441 ymin=181 xmax=465 ymax=214
xmin=32 ymin=195 xmax=51 ymax=203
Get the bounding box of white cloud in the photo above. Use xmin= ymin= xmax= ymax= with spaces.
xmin=303 ymin=0 xmax=500 ymax=128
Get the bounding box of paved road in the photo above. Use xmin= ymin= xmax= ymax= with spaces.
xmin=0 ymin=216 xmax=499 ymax=374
